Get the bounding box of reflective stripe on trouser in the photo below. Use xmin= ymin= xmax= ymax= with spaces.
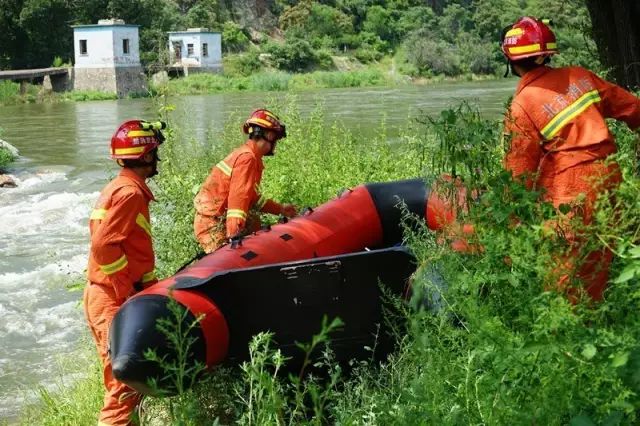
xmin=84 ymin=284 xmax=141 ymax=426
xmin=540 ymin=161 xmax=622 ymax=301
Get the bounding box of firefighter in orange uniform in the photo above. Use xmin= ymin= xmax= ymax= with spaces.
xmin=501 ymin=17 xmax=640 ymax=300
xmin=84 ymin=120 xmax=165 ymax=425
xmin=194 ymin=109 xmax=297 ymax=253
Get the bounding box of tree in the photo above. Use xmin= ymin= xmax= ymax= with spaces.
xmin=279 ymin=0 xmax=312 ymax=31
xmin=0 ymin=0 xmax=26 ymax=68
xmin=585 ymin=0 xmax=640 ymax=88
xmin=19 ymin=0 xmax=72 ymax=68
xmin=363 ymin=5 xmax=395 ymax=43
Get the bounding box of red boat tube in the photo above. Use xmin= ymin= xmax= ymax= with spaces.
xmin=109 ymin=178 xmax=465 ymax=394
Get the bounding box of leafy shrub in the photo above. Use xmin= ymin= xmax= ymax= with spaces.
xmin=307 ymin=3 xmax=354 ymax=41
xmin=0 ymin=80 xmax=19 ymax=103
xmin=264 ymin=39 xmax=318 ymax=72
xmin=222 ymin=21 xmax=250 ymax=53
xmin=0 ymin=146 xmax=15 ymax=170
xmin=363 ymin=5 xmax=396 ymax=43
xmin=223 ymin=50 xmax=262 ymax=77
xmin=51 ymin=56 xmax=69 ymax=68
xmin=314 ymin=48 xmax=334 ymax=70
xmin=404 ymin=34 xmax=462 ymax=77
xmin=460 ymin=38 xmax=499 ymax=75
xmin=290 ymin=69 xmax=387 ymax=89
xmin=354 ymin=46 xmax=383 ymax=64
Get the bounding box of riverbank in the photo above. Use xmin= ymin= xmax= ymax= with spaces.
xmin=0 ymin=66 xmax=498 ymax=106
xmin=14 ymin=97 xmax=640 ymax=425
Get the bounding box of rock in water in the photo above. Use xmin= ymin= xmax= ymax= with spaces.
xmin=0 ymin=174 xmax=17 ymax=188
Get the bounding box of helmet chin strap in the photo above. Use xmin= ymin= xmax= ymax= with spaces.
xmin=147 ymin=150 xmax=160 ymax=177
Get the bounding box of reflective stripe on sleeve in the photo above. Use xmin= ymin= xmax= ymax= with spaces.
xmin=142 ymin=270 xmax=156 ymax=283
xmin=100 ymin=254 xmax=128 ymax=275
xmin=216 ymin=160 xmax=232 ymax=176
xmin=541 ymin=89 xmax=601 ymax=139
xmin=136 ymin=213 xmax=152 ymax=237
xmin=227 ymin=209 xmax=247 ymax=219
xmin=90 ymin=208 xmax=107 ymax=220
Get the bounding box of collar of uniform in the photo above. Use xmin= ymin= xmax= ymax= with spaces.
xmin=515 ymin=66 xmax=551 ymax=95
xmin=119 ymin=168 xmax=155 ymax=201
xmin=245 ymin=139 xmax=264 ymax=159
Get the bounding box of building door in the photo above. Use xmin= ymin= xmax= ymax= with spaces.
xmin=173 ymin=41 xmax=182 ymax=63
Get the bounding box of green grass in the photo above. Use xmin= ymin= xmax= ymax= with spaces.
xmin=18 ymin=345 xmax=103 ymax=426
xmin=162 ymin=68 xmax=398 ymax=96
xmin=0 ymin=81 xmax=20 ymax=102
xmin=17 ymin=98 xmax=640 ymax=425
xmin=0 ymin=81 xmax=119 ymax=105
xmin=59 ymin=91 xmax=118 ymax=102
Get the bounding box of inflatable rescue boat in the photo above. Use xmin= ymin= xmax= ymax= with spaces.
xmin=110 ymin=178 xmax=460 ymax=395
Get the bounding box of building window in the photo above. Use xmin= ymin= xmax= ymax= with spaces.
xmin=202 ymin=43 xmax=208 ymax=57
xmin=79 ymin=39 xmax=88 ymax=55
xmin=122 ymin=39 xmax=130 ymax=55
xmin=187 ymin=43 xmax=194 ymax=57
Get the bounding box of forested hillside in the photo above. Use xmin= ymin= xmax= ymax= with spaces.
xmin=0 ymin=0 xmax=596 ymax=77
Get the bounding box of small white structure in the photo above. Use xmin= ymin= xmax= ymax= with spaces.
xmin=72 ymin=19 xmax=147 ymax=97
xmin=168 ymin=28 xmax=222 ymax=74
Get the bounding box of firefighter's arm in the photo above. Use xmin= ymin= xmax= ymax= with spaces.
xmin=591 ymin=71 xmax=640 ymax=130
xmin=503 ymin=105 xmax=542 ymax=188
xmin=90 ymin=188 xmax=140 ymax=301
xmin=226 ymin=154 xmax=258 ymax=237
xmin=257 ymin=196 xmax=298 ymax=218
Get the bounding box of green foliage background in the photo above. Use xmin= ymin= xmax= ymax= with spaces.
xmin=0 ymin=0 xmax=597 ymax=79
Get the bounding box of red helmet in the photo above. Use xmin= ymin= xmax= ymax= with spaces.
xmin=242 ymin=109 xmax=287 ymax=139
xmin=501 ymin=17 xmax=558 ymax=62
xmin=110 ymin=120 xmax=165 ymax=160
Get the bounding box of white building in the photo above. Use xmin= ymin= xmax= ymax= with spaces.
xmin=72 ymin=19 xmax=147 ymax=97
xmin=168 ymin=28 xmax=222 ymax=74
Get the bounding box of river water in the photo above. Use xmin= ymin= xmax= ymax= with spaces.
xmin=0 ymin=80 xmax=515 ymax=420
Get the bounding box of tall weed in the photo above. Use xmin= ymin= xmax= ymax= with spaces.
xmin=331 ymin=104 xmax=640 ymax=425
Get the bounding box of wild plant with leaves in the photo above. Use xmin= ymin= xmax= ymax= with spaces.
xmin=329 ymin=104 xmax=640 ymax=425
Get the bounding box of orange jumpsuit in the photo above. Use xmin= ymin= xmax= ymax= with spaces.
xmin=194 ymin=140 xmax=284 ymax=253
xmin=84 ymin=168 xmax=157 ymax=426
xmin=504 ymin=65 xmax=640 ymax=300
